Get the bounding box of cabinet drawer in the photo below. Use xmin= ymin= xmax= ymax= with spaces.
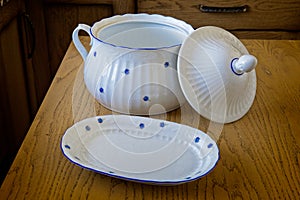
xmin=138 ymin=0 xmax=300 ymax=31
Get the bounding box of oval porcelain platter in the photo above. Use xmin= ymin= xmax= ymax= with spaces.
xmin=61 ymin=115 xmax=219 ymax=185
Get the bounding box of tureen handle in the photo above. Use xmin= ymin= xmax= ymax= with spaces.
xmin=231 ymin=55 xmax=257 ymax=75
xmin=72 ymin=24 xmax=92 ymax=61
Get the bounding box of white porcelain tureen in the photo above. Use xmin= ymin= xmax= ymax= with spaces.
xmin=72 ymin=14 xmax=194 ymax=115
xmin=72 ymin=14 xmax=257 ymax=123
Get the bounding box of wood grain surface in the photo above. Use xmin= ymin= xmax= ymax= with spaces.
xmin=138 ymin=0 xmax=300 ymax=39
xmin=0 ymin=37 xmax=299 ymax=199
xmin=138 ymin=0 xmax=300 ymax=30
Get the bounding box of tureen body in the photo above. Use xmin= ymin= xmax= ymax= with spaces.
xmin=72 ymin=14 xmax=194 ymax=115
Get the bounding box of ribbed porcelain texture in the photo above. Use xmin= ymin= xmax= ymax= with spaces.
xmin=178 ymin=26 xmax=256 ymax=123
xmin=84 ymin=45 xmax=186 ymax=115
xmin=73 ymin=14 xmax=194 ymax=115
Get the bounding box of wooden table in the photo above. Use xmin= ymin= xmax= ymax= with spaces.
xmin=1 ymin=38 xmax=299 ymax=199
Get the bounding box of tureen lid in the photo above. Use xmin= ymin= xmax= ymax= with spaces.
xmin=178 ymin=26 xmax=257 ymax=123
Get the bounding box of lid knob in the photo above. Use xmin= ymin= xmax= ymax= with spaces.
xmin=231 ymin=55 xmax=257 ymax=75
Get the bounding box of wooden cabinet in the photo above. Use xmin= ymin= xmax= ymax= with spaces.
xmin=138 ymin=0 xmax=300 ymax=39
xmin=0 ymin=0 xmax=52 ymax=183
xmin=0 ymin=0 xmax=31 ymax=183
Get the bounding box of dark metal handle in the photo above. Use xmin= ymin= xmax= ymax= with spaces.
xmin=199 ymin=5 xmax=248 ymax=13
xmin=21 ymin=12 xmax=36 ymax=59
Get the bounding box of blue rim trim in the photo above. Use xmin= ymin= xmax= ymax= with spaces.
xmin=89 ymin=23 xmax=183 ymax=51
xmin=60 ymin=137 xmax=220 ymax=185
xmin=230 ymin=58 xmax=243 ymax=76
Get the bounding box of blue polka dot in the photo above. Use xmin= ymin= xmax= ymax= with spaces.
xmin=85 ymin=126 xmax=91 ymax=131
xmin=97 ymin=118 xmax=103 ymax=123
xmin=143 ymin=96 xmax=149 ymax=101
xmin=64 ymin=145 xmax=71 ymax=149
xmin=207 ymin=143 xmax=213 ymax=148
xmin=195 ymin=137 xmax=200 ymax=143
xmin=94 ymin=51 xmax=97 ymax=57
xmin=164 ymin=62 xmax=169 ymax=67
xmin=139 ymin=123 xmax=145 ymax=129
xmin=160 ymin=122 xmax=165 ymax=127
xmin=124 ymin=69 xmax=130 ymax=75
xmin=185 ymin=177 xmax=191 ymax=179
xmin=99 ymin=87 xmax=104 ymax=93
xmin=109 ymin=171 xmax=114 ymax=174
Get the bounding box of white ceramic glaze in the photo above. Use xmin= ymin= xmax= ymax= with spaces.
xmin=231 ymin=55 xmax=257 ymax=74
xmin=178 ymin=26 xmax=257 ymax=123
xmin=61 ymin=115 xmax=219 ymax=185
xmin=72 ymin=14 xmax=194 ymax=115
